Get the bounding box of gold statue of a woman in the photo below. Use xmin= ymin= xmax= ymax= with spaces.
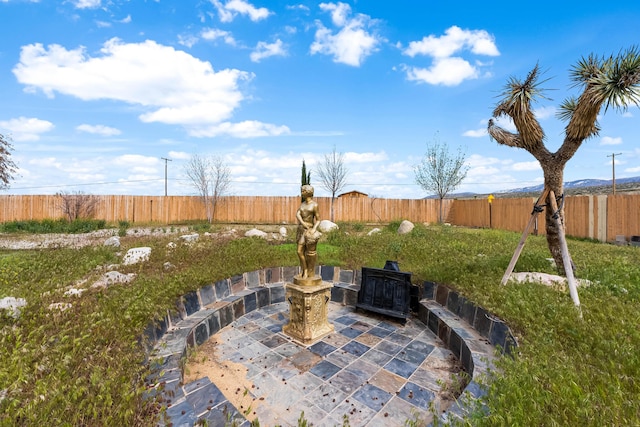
xmin=296 ymin=184 xmax=322 ymax=279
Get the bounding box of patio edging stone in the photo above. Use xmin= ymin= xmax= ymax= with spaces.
xmin=143 ymin=266 xmax=517 ymax=426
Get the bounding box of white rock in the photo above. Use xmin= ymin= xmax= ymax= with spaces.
xmin=0 ymin=297 xmax=27 ymax=318
xmin=91 ymin=271 xmax=137 ymax=289
xmin=245 ymin=228 xmax=268 ymax=238
xmin=508 ymin=272 xmax=591 ymax=288
xmin=103 ymin=236 xmax=121 ymax=248
xmin=122 ymin=247 xmax=151 ymax=265
xmin=367 ymin=228 xmax=381 ymax=236
xmin=64 ymin=288 xmax=85 ymax=297
xmin=180 ymin=233 xmax=199 ymax=242
xmin=397 ymin=220 xmax=414 ymax=235
xmin=318 ymin=220 xmax=338 ymax=233
xmin=166 ymin=242 xmax=177 ymax=250
xmin=279 ymin=226 xmax=288 ymax=237
xmin=49 ymin=302 xmax=72 ymax=311
xmin=163 ymin=262 xmax=175 ymax=271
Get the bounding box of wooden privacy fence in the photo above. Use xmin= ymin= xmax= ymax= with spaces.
xmin=446 ymin=194 xmax=639 ymax=242
xmin=0 ymin=195 xmax=448 ymax=225
xmin=2 ymin=193 xmax=639 ymax=242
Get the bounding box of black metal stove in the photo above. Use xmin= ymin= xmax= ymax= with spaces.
xmin=356 ymin=261 xmax=412 ymax=321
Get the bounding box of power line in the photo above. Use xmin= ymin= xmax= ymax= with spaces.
xmin=8 ymin=178 xmax=164 ymax=191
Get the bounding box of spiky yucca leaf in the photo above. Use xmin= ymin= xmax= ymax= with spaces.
xmin=588 ymin=46 xmax=640 ymax=112
xmin=492 ymin=65 xmax=550 ymax=150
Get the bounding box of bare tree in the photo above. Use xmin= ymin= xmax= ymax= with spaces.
xmin=183 ymin=154 xmax=231 ymax=223
xmin=414 ymin=137 xmax=469 ymax=223
xmin=317 ymin=146 xmax=348 ymax=222
xmin=0 ymin=133 xmax=17 ymax=190
xmin=488 ymin=47 xmax=640 ymax=274
xmin=57 ymin=191 xmax=99 ymax=222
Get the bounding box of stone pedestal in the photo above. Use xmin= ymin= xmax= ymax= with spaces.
xmin=283 ymin=275 xmax=334 ymax=345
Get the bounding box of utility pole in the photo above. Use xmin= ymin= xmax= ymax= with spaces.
xmin=607 ymin=153 xmax=622 ymax=195
xmin=161 ymin=157 xmax=172 ymax=196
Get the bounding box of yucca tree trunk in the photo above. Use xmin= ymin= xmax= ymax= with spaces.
xmin=542 ymin=162 xmax=570 ymax=274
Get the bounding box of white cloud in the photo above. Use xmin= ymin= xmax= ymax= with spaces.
xmin=201 ymin=28 xmax=236 ymax=45
xmin=463 ymin=128 xmax=487 ymax=138
xmin=600 ymin=136 xmax=622 ymax=145
xmin=286 ymin=4 xmax=309 ymax=12
xmin=72 ymin=0 xmax=100 ymax=9
xmin=402 ymin=26 xmax=499 ymax=86
xmin=188 ymin=120 xmax=291 ymax=138
xmin=404 ymin=57 xmax=478 ymax=86
xmin=250 ymin=39 xmax=287 ymax=62
xmin=624 ymin=166 xmax=640 ymax=173
xmin=178 ymin=34 xmax=199 ymax=48
xmin=211 ymin=0 xmax=271 ymax=22
xmin=320 ymin=2 xmax=351 ymax=26
xmin=491 ymin=116 xmax=517 ymax=133
xmin=168 ymin=151 xmax=191 ymax=160
xmin=13 ymin=38 xmax=257 ymax=134
xmin=0 ymin=116 xmax=54 ymax=141
xmin=467 ymin=165 xmax=501 ymax=177
xmin=511 ymin=161 xmax=541 ymax=171
xmin=403 ymin=26 xmax=499 ymax=58
xmin=120 ymin=15 xmax=132 ymax=24
xmin=76 ymin=124 xmax=121 ymax=136
xmin=113 ymin=154 xmax=159 ymax=167
xmin=28 ymin=157 xmax=62 ymax=168
xmin=310 ymin=2 xmax=383 ymax=67
xmin=343 ymin=151 xmax=387 ymax=163
xmin=534 ymin=106 xmax=556 ymax=120
xmin=466 ymin=154 xmax=509 ymax=168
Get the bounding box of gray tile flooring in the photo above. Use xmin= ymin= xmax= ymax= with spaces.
xmin=200 ymin=302 xmax=458 ymax=426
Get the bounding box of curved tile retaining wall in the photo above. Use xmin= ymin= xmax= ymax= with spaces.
xmin=143 ymin=265 xmax=516 ymax=426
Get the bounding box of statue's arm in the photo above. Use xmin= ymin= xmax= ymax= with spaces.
xmin=311 ymin=204 xmax=320 ymax=231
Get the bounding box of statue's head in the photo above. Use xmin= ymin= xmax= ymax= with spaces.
xmin=301 ymin=184 xmax=314 ymax=198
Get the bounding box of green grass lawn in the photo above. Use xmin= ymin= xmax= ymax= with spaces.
xmin=1 ymin=222 xmax=639 ymax=426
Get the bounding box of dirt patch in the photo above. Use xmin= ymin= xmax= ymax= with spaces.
xmin=183 ymin=337 xmax=263 ymax=423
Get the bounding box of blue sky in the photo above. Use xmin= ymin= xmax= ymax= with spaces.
xmin=0 ymin=0 xmax=638 ymax=198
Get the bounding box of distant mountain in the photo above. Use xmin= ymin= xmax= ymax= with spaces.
xmin=426 ymin=176 xmax=640 ymax=199
xmin=496 ymin=176 xmax=640 ymax=196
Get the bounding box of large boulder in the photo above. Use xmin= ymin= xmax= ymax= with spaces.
xmin=245 ymin=228 xmax=268 ymax=239
xmin=318 ymin=220 xmax=338 ymax=233
xmin=103 ymin=236 xmax=121 ymax=248
xmin=122 ymin=247 xmax=152 ymax=265
xmin=397 ymin=220 xmax=415 ymax=235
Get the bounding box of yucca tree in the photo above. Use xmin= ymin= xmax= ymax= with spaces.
xmin=488 ymin=47 xmax=640 ymax=274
